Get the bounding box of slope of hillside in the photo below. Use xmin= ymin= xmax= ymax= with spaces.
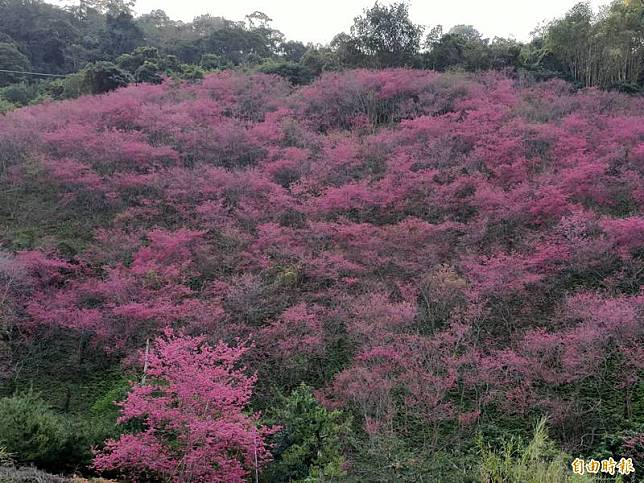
xmin=0 ymin=70 xmax=642 ymax=480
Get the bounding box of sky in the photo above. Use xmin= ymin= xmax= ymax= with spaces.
xmin=58 ymin=0 xmax=613 ymax=45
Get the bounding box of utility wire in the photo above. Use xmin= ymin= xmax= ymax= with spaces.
xmin=0 ymin=69 xmax=68 ymax=78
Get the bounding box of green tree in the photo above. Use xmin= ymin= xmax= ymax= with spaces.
xmin=82 ymin=60 xmax=132 ymax=93
xmin=101 ymin=11 xmax=144 ymax=57
xmin=116 ymin=45 xmax=159 ymax=72
xmin=134 ymin=60 xmax=162 ymax=83
xmin=80 ymin=0 xmax=135 ymax=15
xmin=200 ymin=53 xmax=225 ymax=70
xmin=592 ymin=0 xmax=644 ymax=89
xmin=331 ymin=32 xmax=367 ymax=67
xmin=0 ymin=81 xmax=41 ymax=105
xmin=0 ymin=0 xmax=79 ymax=74
xmin=423 ymin=25 xmax=522 ymax=73
xmin=449 ymin=25 xmax=490 ymax=70
xmin=424 ymin=33 xmax=466 ymax=71
xmin=542 ymin=2 xmax=594 ymax=85
xmin=538 ymin=0 xmax=643 ymax=89
xmin=349 ymin=1 xmax=423 ymax=67
xmin=266 ymin=384 xmax=351 ymax=482
xmin=488 ymin=37 xmax=522 ymax=70
xmin=135 ymin=9 xmax=175 ymax=47
xmin=202 ymin=24 xmax=271 ymax=66
xmin=158 ymin=54 xmax=181 ymax=72
xmin=281 ymin=40 xmax=308 ymax=62
xmin=0 ymin=42 xmax=31 ymax=86
xmin=449 ymin=24 xmax=483 ymax=43
xmin=246 ymin=10 xmax=284 ymax=54
xmin=301 ymin=46 xmax=341 ymax=76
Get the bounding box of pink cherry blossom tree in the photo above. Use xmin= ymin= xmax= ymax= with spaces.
xmin=94 ymin=330 xmax=273 ymax=483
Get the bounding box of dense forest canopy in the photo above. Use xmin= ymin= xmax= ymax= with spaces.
xmin=0 ymin=0 xmax=643 ymax=111
xmin=0 ymin=1 xmax=642 ymax=482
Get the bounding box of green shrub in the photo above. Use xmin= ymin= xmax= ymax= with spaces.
xmin=0 ymin=393 xmax=72 ymax=468
xmin=0 ymin=380 xmax=127 ymax=473
xmin=0 ymin=82 xmax=41 ymax=106
xmin=179 ymin=64 xmax=204 ymax=81
xmin=609 ymin=81 xmax=641 ymax=94
xmin=0 ymin=97 xmax=16 ymax=113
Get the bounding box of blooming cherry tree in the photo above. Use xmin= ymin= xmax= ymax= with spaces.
xmin=94 ymin=331 xmax=273 ymax=483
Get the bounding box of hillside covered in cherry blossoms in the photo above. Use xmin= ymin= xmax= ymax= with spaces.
xmin=0 ymin=69 xmax=642 ymax=481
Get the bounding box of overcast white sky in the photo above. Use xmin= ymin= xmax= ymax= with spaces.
xmin=58 ymin=0 xmax=613 ymax=44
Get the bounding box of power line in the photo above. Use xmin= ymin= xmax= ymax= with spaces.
xmin=0 ymin=69 xmax=68 ymax=78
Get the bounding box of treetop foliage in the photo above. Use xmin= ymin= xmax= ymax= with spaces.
xmin=0 ymin=0 xmax=642 ymax=114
